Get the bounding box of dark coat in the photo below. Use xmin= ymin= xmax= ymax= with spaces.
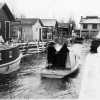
xmin=55 ymin=43 xmax=69 ymax=69
xmin=47 ymin=46 xmax=57 ymax=66
xmin=47 ymin=43 xmax=69 ymax=69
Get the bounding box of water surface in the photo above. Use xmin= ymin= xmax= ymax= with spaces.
xmin=0 ymin=43 xmax=90 ymax=99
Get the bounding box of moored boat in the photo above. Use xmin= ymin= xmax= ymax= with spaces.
xmin=40 ymin=42 xmax=80 ymax=78
xmin=0 ymin=43 xmax=22 ymax=74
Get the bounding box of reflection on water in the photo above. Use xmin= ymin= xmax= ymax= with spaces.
xmin=0 ymin=73 xmax=20 ymax=98
xmin=64 ymin=68 xmax=80 ymax=79
xmin=0 ymin=52 xmax=80 ymax=99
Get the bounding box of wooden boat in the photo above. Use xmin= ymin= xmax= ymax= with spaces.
xmin=0 ymin=43 xmax=22 ymax=74
xmin=40 ymin=43 xmax=80 ymax=78
xmin=0 ymin=3 xmax=22 ymax=74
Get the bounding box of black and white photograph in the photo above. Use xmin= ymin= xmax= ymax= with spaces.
xmin=0 ymin=0 xmax=100 ymax=99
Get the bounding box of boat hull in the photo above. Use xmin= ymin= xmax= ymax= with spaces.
xmin=41 ymin=59 xmax=80 ymax=79
xmin=0 ymin=52 xmax=22 ymax=74
xmin=41 ymin=73 xmax=67 ymax=78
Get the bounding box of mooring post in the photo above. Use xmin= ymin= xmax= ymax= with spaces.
xmin=37 ymin=40 xmax=39 ymax=53
xmin=42 ymin=39 xmax=44 ymax=52
xmin=27 ymin=39 xmax=29 ymax=55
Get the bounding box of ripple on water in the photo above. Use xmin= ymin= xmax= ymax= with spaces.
xmin=0 ymin=43 xmax=91 ymax=99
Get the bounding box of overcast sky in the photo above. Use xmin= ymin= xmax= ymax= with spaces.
xmin=1 ymin=0 xmax=100 ymax=28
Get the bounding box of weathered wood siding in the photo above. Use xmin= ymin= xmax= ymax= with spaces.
xmin=22 ymin=25 xmax=33 ymax=41
xmin=32 ymin=21 xmax=43 ymax=41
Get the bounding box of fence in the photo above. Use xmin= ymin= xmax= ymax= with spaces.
xmin=19 ymin=41 xmax=47 ymax=58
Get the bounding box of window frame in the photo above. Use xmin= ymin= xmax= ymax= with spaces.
xmin=0 ymin=22 xmax=1 ymax=29
xmin=83 ymin=24 xmax=88 ymax=29
xmin=9 ymin=51 xmax=12 ymax=58
xmin=92 ymin=24 xmax=97 ymax=29
xmin=5 ymin=21 xmax=10 ymax=39
xmin=0 ymin=53 xmax=2 ymax=60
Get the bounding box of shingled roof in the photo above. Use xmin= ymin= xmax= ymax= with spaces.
xmin=41 ymin=19 xmax=57 ymax=27
xmin=16 ymin=18 xmax=40 ymax=25
xmin=80 ymin=16 xmax=100 ymax=24
xmin=58 ymin=23 xmax=69 ymax=28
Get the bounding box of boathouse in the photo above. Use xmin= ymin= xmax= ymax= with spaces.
xmin=14 ymin=18 xmax=45 ymax=42
xmin=40 ymin=19 xmax=58 ymax=40
xmin=0 ymin=2 xmax=15 ymax=42
xmin=58 ymin=22 xmax=69 ymax=38
xmin=14 ymin=18 xmax=58 ymax=42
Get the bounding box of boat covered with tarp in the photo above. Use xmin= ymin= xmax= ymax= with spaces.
xmin=40 ymin=42 xmax=80 ymax=78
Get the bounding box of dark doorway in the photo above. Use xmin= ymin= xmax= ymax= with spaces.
xmin=5 ymin=21 xmax=10 ymax=40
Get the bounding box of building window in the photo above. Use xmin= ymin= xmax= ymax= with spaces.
xmin=42 ymin=28 xmax=47 ymax=39
xmin=9 ymin=51 xmax=12 ymax=58
xmin=5 ymin=21 xmax=10 ymax=39
xmin=36 ymin=28 xmax=38 ymax=31
xmin=83 ymin=24 xmax=88 ymax=29
xmin=13 ymin=30 xmax=18 ymax=39
xmin=0 ymin=22 xmax=1 ymax=29
xmin=0 ymin=53 xmax=1 ymax=60
xmin=92 ymin=24 xmax=97 ymax=29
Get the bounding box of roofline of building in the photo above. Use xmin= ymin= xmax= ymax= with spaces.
xmin=79 ymin=22 xmax=100 ymax=24
xmin=0 ymin=3 xmax=15 ymax=20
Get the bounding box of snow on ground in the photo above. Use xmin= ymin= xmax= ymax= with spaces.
xmin=79 ymin=52 xmax=100 ymax=99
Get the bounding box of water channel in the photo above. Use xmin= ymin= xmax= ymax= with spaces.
xmin=0 ymin=42 xmax=90 ymax=99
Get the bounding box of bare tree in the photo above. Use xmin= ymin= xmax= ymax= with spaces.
xmin=68 ymin=17 xmax=76 ymax=30
xmin=18 ymin=14 xmax=26 ymax=19
xmin=59 ymin=18 xmax=65 ymax=23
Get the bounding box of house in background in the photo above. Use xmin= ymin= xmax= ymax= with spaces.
xmin=41 ymin=19 xmax=58 ymax=40
xmin=0 ymin=3 xmax=15 ymax=42
xmin=13 ymin=18 xmax=58 ymax=42
xmin=14 ymin=18 xmax=42 ymax=42
xmin=58 ymin=22 xmax=69 ymax=38
xmin=32 ymin=19 xmax=44 ymax=41
xmin=80 ymin=16 xmax=100 ymax=38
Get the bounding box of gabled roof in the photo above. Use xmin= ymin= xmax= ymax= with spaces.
xmin=16 ymin=18 xmax=41 ymax=25
xmin=0 ymin=2 xmax=15 ymax=20
xmin=41 ymin=19 xmax=57 ymax=27
xmin=58 ymin=23 xmax=69 ymax=28
xmin=80 ymin=18 xmax=100 ymax=24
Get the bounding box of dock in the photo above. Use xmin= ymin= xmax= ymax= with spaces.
xmin=79 ymin=53 xmax=100 ymax=99
xmin=19 ymin=41 xmax=47 ymax=58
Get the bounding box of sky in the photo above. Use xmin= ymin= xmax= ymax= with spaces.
xmin=0 ymin=0 xmax=100 ymax=28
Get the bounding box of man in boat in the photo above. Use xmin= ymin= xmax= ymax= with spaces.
xmin=55 ymin=43 xmax=69 ymax=69
xmin=47 ymin=42 xmax=57 ymax=69
xmin=47 ymin=40 xmax=69 ymax=69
